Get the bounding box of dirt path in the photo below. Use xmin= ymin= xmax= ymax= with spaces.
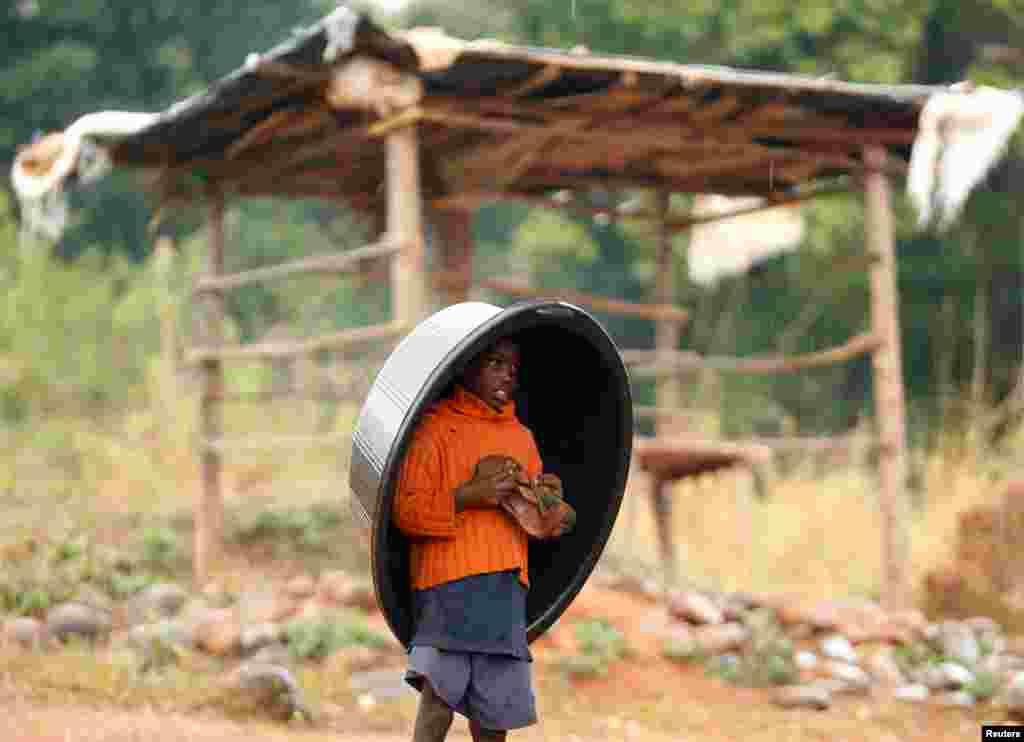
xmin=0 ymin=586 xmax=1000 ymax=741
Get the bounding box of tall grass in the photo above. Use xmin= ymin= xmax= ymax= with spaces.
xmin=606 ymin=432 xmax=1017 ymax=603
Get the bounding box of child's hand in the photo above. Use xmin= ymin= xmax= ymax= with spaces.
xmin=456 ymin=457 xmax=523 ymax=511
xmin=534 ymin=473 xmax=563 ymax=500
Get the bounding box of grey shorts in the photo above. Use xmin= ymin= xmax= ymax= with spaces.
xmin=405 ymin=646 xmax=537 ymax=731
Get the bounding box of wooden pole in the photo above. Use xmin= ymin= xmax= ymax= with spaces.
xmin=432 ymin=209 xmax=474 ymax=306
xmin=654 ymin=189 xmax=683 ymax=433
xmin=195 ymin=188 xmax=227 ymax=590
xmin=652 ymin=189 xmax=682 ymax=587
xmin=153 ymin=234 xmax=179 ymax=427
xmin=387 ymin=125 xmax=429 ymax=325
xmin=864 ymin=145 xmax=911 ymax=610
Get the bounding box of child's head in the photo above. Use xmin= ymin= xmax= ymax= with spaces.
xmin=461 ymin=336 xmax=521 ymax=411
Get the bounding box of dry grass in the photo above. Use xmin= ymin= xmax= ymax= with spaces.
xmin=2 ymin=382 xmax=1023 ymax=739
xmin=606 ymin=440 xmax=1014 ymax=604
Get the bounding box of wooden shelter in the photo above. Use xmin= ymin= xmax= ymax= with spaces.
xmin=12 ymin=7 xmax=955 ymax=608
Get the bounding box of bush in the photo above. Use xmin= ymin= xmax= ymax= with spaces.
xmin=283 ymin=617 xmax=389 ymax=661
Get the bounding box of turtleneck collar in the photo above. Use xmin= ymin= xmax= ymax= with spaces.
xmin=445 ymin=385 xmax=517 ymax=421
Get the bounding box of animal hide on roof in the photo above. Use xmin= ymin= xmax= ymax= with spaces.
xmin=907 ymin=83 xmax=1024 ymax=231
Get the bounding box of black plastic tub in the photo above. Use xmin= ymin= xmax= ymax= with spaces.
xmin=349 ymin=300 xmax=633 ymax=647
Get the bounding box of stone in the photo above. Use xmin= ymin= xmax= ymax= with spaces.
xmin=794 ymin=650 xmax=818 ymax=670
xmin=719 ymin=597 xmax=751 ymax=623
xmin=194 ymin=608 xmax=241 ymax=656
xmin=318 ymin=571 xmax=377 ymax=612
xmin=811 ymin=678 xmax=852 ymax=696
xmin=820 ymin=634 xmax=858 ymax=664
xmin=349 ymin=668 xmax=416 ymax=702
xmin=73 ymin=585 xmax=113 ymax=613
xmin=821 ymin=660 xmax=872 ymax=692
xmin=123 ymin=583 xmax=188 ymax=626
xmin=227 ymin=662 xmax=312 ymax=721
xmin=893 ymin=683 xmax=930 ymax=702
xmin=774 ymin=599 xmax=839 ymax=631
xmin=887 ymin=609 xmax=928 ymax=638
xmin=661 ymin=623 xmax=698 ymax=659
xmin=917 ymin=661 xmax=975 ymax=690
xmin=326 ymin=645 xmax=387 ymax=673
xmin=964 ymin=616 xmax=1001 ymax=635
xmin=936 ymin=621 xmax=980 ymax=666
xmin=1004 ymin=672 xmax=1024 ymax=715
xmin=666 ymin=591 xmax=724 ymax=625
xmin=932 ymin=690 xmax=976 ymax=707
xmin=129 ymin=619 xmax=194 ymax=652
xmin=865 ymin=647 xmax=906 ymax=686
xmin=240 ymin=622 xmax=281 ymax=655
xmin=238 ymin=590 xmax=297 ymax=625
xmin=284 ymin=575 xmax=316 ymax=599
xmin=127 ymin=620 xmax=196 ymax=671
xmin=3 ymin=617 xmax=49 ymax=650
xmin=772 ymin=684 xmax=831 ymax=710
xmin=46 ymin=602 xmax=112 ymax=643
xmin=247 ymin=642 xmax=293 ymax=667
xmin=691 ymin=622 xmax=749 ymax=654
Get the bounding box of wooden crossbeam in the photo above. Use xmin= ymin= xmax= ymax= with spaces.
xmin=193 ymin=239 xmax=404 ymax=294
xmin=481 ymin=278 xmax=689 ymax=323
xmin=623 ymin=332 xmax=879 ymax=377
xmin=200 ymin=430 xmax=353 ymax=452
xmin=188 ymin=320 xmax=407 ymax=363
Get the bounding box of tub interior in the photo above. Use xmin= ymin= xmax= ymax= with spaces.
xmin=375 ymin=306 xmax=632 ymax=645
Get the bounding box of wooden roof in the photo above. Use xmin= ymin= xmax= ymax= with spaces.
xmin=22 ymin=7 xmax=947 ymax=211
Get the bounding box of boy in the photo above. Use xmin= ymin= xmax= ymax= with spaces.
xmin=393 ymin=336 xmax=562 ymax=742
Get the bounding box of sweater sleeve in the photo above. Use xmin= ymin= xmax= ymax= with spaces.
xmin=524 ymin=430 xmax=544 ymax=481
xmin=392 ymin=425 xmax=457 ymax=538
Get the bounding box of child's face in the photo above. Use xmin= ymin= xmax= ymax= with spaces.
xmin=464 ymin=339 xmax=520 ymax=411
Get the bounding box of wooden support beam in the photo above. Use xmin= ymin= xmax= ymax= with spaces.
xmin=624 ymin=332 xmax=879 ymax=377
xmin=192 ymin=239 xmax=403 ymax=294
xmin=187 ymin=320 xmax=408 ymax=363
xmin=153 ymin=234 xmax=180 ymax=427
xmin=195 ymin=188 xmax=227 ymax=590
xmin=432 ymin=209 xmax=475 ymax=306
xmin=651 ymin=188 xmax=684 ymax=587
xmin=864 ymin=144 xmax=911 ymax=611
xmin=480 ymin=278 xmax=689 ymax=323
xmin=653 ymin=189 xmax=684 ymax=436
xmin=388 ymin=124 xmax=430 ymax=324
xmin=432 ymin=182 xmax=848 ymax=232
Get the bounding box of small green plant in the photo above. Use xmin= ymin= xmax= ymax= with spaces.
xmin=141 ymin=526 xmax=180 ymax=568
xmin=233 ymin=507 xmax=342 ymax=553
xmin=575 ymin=619 xmax=628 ymax=663
xmin=704 ymin=609 xmax=798 ymax=688
xmin=15 ymin=587 xmax=51 ymax=616
xmin=284 ymin=617 xmax=389 ymax=661
xmin=662 ymin=639 xmax=704 ymax=664
xmin=705 ymin=654 xmax=742 ymax=684
xmin=965 ymin=669 xmax=1001 ymax=701
xmin=556 ymin=619 xmax=629 ymax=679
xmin=110 ymin=572 xmax=155 ymax=598
xmin=52 ymin=540 xmax=84 ymax=564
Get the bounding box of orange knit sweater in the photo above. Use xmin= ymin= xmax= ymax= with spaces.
xmin=393 ymin=386 xmax=543 ymax=591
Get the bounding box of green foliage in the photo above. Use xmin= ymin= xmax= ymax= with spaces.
xmin=140 ymin=527 xmax=180 ymax=569
xmin=965 ymin=669 xmax=1001 ymax=701
xmin=702 ymin=610 xmax=798 ymax=688
xmin=283 ymin=617 xmax=389 ymax=661
xmin=231 ymin=506 xmax=343 ymax=553
xmin=109 ymin=572 xmax=156 ymax=599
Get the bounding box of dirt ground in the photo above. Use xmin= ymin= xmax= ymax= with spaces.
xmin=0 ymin=584 xmax=1000 ymax=742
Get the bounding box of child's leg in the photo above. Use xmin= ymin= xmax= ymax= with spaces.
xmin=413 ymin=682 xmax=454 ymax=742
xmin=469 ymin=719 xmax=507 ymax=741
